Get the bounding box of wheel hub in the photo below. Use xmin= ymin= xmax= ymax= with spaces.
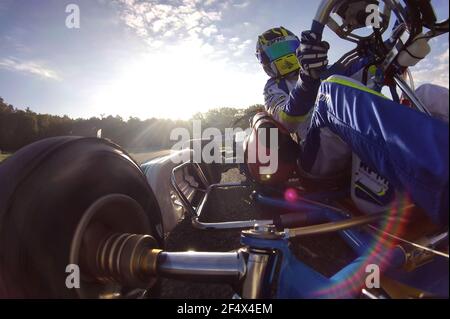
xmin=70 ymin=194 xmax=160 ymax=298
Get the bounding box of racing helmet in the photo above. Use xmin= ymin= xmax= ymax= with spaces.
xmin=256 ymin=27 xmax=301 ymax=79
xmin=244 ymin=112 xmax=300 ymax=185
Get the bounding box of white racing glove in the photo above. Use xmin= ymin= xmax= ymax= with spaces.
xmin=297 ymin=30 xmax=330 ymax=79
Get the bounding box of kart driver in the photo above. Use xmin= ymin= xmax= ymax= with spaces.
xmin=256 ymin=26 xmax=449 ymax=225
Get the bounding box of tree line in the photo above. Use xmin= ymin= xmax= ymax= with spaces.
xmin=0 ymin=97 xmax=263 ymax=153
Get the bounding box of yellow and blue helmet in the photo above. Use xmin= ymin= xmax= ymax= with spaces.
xmin=256 ymin=27 xmax=301 ymax=78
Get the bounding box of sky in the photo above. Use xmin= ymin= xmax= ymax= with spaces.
xmin=0 ymin=0 xmax=448 ymax=120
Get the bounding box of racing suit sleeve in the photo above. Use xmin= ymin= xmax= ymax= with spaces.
xmin=264 ymin=73 xmax=321 ymax=137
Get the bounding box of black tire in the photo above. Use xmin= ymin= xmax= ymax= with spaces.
xmin=0 ymin=137 xmax=164 ymax=298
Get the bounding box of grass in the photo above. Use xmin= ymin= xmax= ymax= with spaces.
xmin=0 ymin=153 xmax=11 ymax=163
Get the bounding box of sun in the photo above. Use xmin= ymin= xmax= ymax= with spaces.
xmin=90 ymin=39 xmax=266 ymax=120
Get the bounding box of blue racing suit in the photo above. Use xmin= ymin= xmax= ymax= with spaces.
xmin=264 ymin=58 xmax=375 ymax=177
xmin=264 ymin=62 xmax=449 ymax=225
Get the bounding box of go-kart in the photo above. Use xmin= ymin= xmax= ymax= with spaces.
xmin=0 ymin=0 xmax=448 ymax=299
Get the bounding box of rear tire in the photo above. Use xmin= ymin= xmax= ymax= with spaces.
xmin=0 ymin=137 xmax=164 ymax=298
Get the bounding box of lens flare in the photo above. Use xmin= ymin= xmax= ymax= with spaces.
xmin=311 ymin=192 xmax=414 ymax=298
xmin=284 ymin=188 xmax=299 ymax=202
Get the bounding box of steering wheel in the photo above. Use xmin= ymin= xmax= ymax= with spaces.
xmin=310 ymin=0 xmax=395 ymax=74
xmin=310 ymin=0 xmax=449 ymax=114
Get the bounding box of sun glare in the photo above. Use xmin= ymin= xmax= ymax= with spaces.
xmin=90 ymin=39 xmax=266 ymax=120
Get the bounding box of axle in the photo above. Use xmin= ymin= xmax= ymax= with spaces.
xmin=90 ymin=233 xmax=248 ymax=288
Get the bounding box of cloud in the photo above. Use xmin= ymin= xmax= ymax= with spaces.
xmin=229 ymin=38 xmax=252 ymax=57
xmin=233 ymin=1 xmax=250 ymax=9
xmin=116 ymin=0 xmax=222 ymax=46
xmin=202 ymin=24 xmax=218 ymax=36
xmin=0 ymin=58 xmax=61 ymax=80
xmin=215 ymin=34 xmax=226 ymax=43
xmin=112 ymin=0 xmax=256 ymax=67
xmin=412 ymin=48 xmax=449 ymax=88
xmin=438 ymin=48 xmax=449 ymax=63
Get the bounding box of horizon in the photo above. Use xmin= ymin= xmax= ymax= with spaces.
xmin=0 ymin=94 xmax=262 ymax=122
xmin=0 ymin=0 xmax=449 ymax=120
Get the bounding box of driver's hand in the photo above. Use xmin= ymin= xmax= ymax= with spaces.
xmin=297 ymin=30 xmax=330 ymax=80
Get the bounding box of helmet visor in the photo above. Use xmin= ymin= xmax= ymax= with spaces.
xmin=264 ymin=39 xmax=300 ymax=62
